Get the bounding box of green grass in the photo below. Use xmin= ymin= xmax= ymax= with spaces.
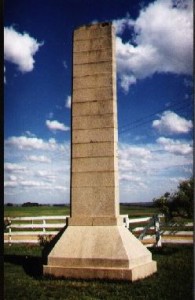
xmin=4 ymin=205 xmax=70 ymax=218
xmin=4 ymin=244 xmax=193 ymax=300
xmin=4 ymin=205 xmax=158 ymax=218
xmin=119 ymin=205 xmax=158 ymax=217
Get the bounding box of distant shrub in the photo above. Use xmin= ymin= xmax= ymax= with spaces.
xmin=22 ymin=202 xmax=40 ymax=207
xmin=38 ymin=235 xmax=53 ymax=246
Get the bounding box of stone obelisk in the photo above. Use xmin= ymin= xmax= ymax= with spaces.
xmin=43 ymin=22 xmax=157 ymax=281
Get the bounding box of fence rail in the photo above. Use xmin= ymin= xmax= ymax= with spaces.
xmin=4 ymin=214 xmax=193 ymax=246
xmin=4 ymin=215 xmax=69 ymax=245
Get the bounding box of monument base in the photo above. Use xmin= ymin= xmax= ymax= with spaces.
xmin=43 ymin=224 xmax=157 ymax=282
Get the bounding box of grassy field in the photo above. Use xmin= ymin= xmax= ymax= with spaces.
xmin=4 ymin=204 xmax=158 ymax=218
xmin=4 ymin=205 xmax=70 ymax=218
xmin=4 ymin=244 xmax=193 ymax=300
xmin=119 ymin=204 xmax=158 ymax=217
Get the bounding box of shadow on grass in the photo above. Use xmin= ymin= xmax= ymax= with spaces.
xmin=4 ymin=254 xmax=43 ymax=278
xmin=4 ymin=225 xmax=68 ymax=279
xmin=150 ymin=245 xmax=190 ymax=256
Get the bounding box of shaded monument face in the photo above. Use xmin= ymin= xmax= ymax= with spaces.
xmin=43 ymin=23 xmax=157 ymax=281
xmin=70 ymin=22 xmax=119 ymax=225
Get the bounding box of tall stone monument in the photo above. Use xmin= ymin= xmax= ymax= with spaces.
xmin=43 ymin=22 xmax=157 ymax=281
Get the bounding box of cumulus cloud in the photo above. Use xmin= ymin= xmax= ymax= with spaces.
xmin=4 ymin=136 xmax=67 ymax=152
xmin=113 ymin=15 xmax=133 ymax=35
xmin=4 ymin=162 xmax=26 ymax=172
xmin=157 ymin=136 xmax=192 ymax=155
xmin=25 ymin=131 xmax=37 ymax=138
xmin=119 ymin=143 xmax=151 ymax=180
xmin=118 ymin=138 xmax=192 ymax=202
xmin=119 ymin=174 xmax=141 ymax=182
xmin=4 ymin=134 xmax=70 ymax=204
xmin=152 ymin=110 xmax=193 ymax=134
xmin=5 ymin=136 xmax=54 ymax=150
xmin=4 ymin=181 xmax=18 ymax=188
xmin=115 ymin=0 xmax=193 ymax=92
xmin=65 ymin=95 xmax=71 ymax=109
xmin=27 ymin=155 xmax=51 ymax=163
xmin=119 ymin=144 xmax=151 ymax=162
xmin=46 ymin=120 xmax=70 ymax=132
xmin=4 ymin=26 xmax=43 ymax=73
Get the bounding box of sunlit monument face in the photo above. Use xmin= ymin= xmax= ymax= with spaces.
xmin=43 ymin=22 xmax=157 ymax=281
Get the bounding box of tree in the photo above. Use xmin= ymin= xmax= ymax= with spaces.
xmin=173 ymin=178 xmax=193 ymax=218
xmin=22 ymin=202 xmax=39 ymax=207
xmin=6 ymin=203 xmax=13 ymax=207
xmin=153 ymin=178 xmax=193 ymax=220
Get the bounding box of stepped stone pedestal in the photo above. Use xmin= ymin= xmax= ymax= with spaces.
xmin=43 ymin=22 xmax=157 ymax=281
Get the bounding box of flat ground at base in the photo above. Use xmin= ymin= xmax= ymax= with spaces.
xmin=4 ymin=244 xmax=193 ymax=300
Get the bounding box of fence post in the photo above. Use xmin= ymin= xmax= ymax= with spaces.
xmin=124 ymin=216 xmax=128 ymax=228
xmin=154 ymin=215 xmax=162 ymax=247
xmin=9 ymin=221 xmax=12 ymax=246
xmin=43 ymin=219 xmax=46 ymax=235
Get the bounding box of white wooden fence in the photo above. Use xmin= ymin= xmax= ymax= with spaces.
xmin=127 ymin=215 xmax=193 ymax=246
xmin=4 ymin=214 xmax=193 ymax=246
xmin=4 ymin=216 xmax=68 ymax=244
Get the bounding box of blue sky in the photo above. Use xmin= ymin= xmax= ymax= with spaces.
xmin=4 ymin=0 xmax=193 ymax=204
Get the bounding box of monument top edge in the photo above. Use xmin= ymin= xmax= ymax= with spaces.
xmin=75 ymin=22 xmax=114 ymax=31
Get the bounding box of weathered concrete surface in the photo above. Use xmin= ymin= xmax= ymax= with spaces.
xmin=72 ymin=128 xmax=118 ymax=144
xmin=43 ymin=22 xmax=157 ymax=281
xmin=72 ymin=172 xmax=116 ymax=187
xmin=72 ymin=100 xmax=116 ymax=116
xmin=70 ymin=22 xmax=118 ymax=223
xmin=72 ymin=142 xmax=116 ymax=158
xmin=44 ymin=226 xmax=157 ymax=281
xmin=73 ymin=61 xmax=114 ymax=77
xmin=73 ymin=114 xmax=115 ymax=129
xmin=73 ymin=86 xmax=115 ymax=102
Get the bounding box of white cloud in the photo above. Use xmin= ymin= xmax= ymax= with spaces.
xmin=65 ymin=95 xmax=71 ymax=109
xmin=46 ymin=120 xmax=70 ymax=132
xmin=115 ymin=0 xmax=193 ymax=91
xmin=4 ymin=134 xmax=70 ymax=204
xmin=4 ymin=162 xmax=26 ymax=172
xmin=9 ymin=175 xmax=17 ymax=181
xmin=4 ymin=181 xmax=18 ymax=188
xmin=25 ymin=131 xmax=36 ymax=138
xmin=5 ymin=136 xmax=54 ymax=150
xmin=118 ymin=144 xmax=152 ymax=189
xmin=113 ymin=15 xmax=133 ymax=35
xmin=118 ymin=137 xmax=192 ymax=202
xmin=4 ymin=26 xmax=43 ymax=73
xmin=157 ymin=137 xmax=192 ymax=155
xmin=4 ymin=136 xmax=67 ymax=153
xmin=119 ymin=74 xmax=137 ymax=92
xmin=152 ymin=110 xmax=193 ymax=134
xmin=119 ymin=174 xmax=141 ymax=182
xmin=27 ymin=155 xmax=51 ymax=163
